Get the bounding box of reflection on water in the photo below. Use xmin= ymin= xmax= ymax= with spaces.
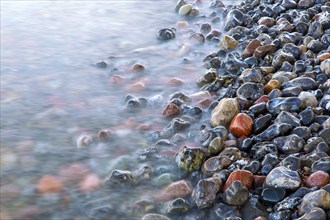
xmin=1 ymin=0 xmax=240 ymax=219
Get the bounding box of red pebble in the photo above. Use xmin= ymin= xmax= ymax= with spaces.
xmin=229 ymin=113 xmax=253 ymax=137
xmin=254 ymin=95 xmax=269 ymax=105
xmin=306 ymin=171 xmax=329 ymax=188
xmin=223 ymin=170 xmax=254 ymax=192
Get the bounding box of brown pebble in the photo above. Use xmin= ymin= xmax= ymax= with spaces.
xmin=264 ymin=79 xmax=281 ymax=94
xmin=242 ymin=39 xmax=261 ymax=58
xmin=211 ymin=29 xmax=221 ymax=36
xmin=197 ymin=98 xmax=212 ymax=108
xmin=167 ymin=77 xmax=184 ymax=86
xmin=162 ymin=103 xmax=180 ymax=118
xmin=258 ymin=17 xmax=275 ymax=27
xmin=110 ymin=75 xmax=126 ymax=85
xmin=253 ymin=44 xmax=277 ymax=58
xmin=299 ymin=45 xmax=307 ymax=53
xmin=176 ymin=21 xmax=189 ymax=28
xmin=277 ymin=17 xmax=289 ymax=25
xmin=260 ymin=66 xmax=274 ymax=74
xmin=306 ymin=171 xmax=329 ymax=188
xmin=98 ymin=129 xmax=112 ymax=140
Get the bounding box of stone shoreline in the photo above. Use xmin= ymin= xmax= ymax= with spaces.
xmin=102 ymin=0 xmax=330 ymax=219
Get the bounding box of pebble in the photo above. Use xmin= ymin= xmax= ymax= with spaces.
xmin=274 ymin=111 xmax=301 ymax=127
xmin=192 ymin=177 xmax=222 ymax=209
xmin=220 ymin=35 xmax=238 ymax=50
xmin=223 ymin=170 xmax=254 ymax=191
xmin=241 ymin=196 xmax=268 ymax=220
xmin=253 ymin=114 xmax=272 ymax=134
xmin=158 ymin=28 xmax=176 ymax=41
xmin=264 ymin=79 xmax=281 ymax=95
xmin=210 ymin=98 xmax=239 ymax=127
xmin=178 ymin=4 xmax=192 ymax=16
xmin=254 ymin=123 xmax=292 ymax=142
xmin=155 ymin=180 xmax=193 ymax=202
xmin=129 ymin=63 xmax=145 ymax=73
xmin=299 ymin=189 xmax=330 ymax=215
xmin=239 ymin=68 xmax=263 ymax=84
xmin=299 ymin=107 xmax=315 ymax=126
xmin=223 ymin=180 xmax=249 ymax=206
xmin=236 ymin=83 xmax=264 ymax=102
xmin=273 ymin=134 xmax=305 ymax=154
xmin=209 ymin=203 xmax=241 ymax=219
xmin=163 ymin=198 xmax=190 ymax=214
xmin=312 ymin=157 xmax=330 ymax=173
xmin=297 ymin=207 xmax=327 ymax=220
xmin=261 ymin=188 xmax=286 ymax=204
xmin=283 ymin=77 xmax=318 ymax=91
xmin=298 ymin=91 xmax=318 ymax=108
xmin=202 ymin=155 xmax=231 ymax=176
xmin=242 ymin=39 xmax=261 ymax=58
xmin=37 ymin=175 xmax=63 ymax=194
xmin=229 ymin=113 xmax=253 ymax=137
xmin=306 ymin=171 xmax=330 ymax=188
xmin=174 ymin=146 xmax=207 ymax=172
xmin=320 ymin=59 xmax=330 ymax=75
xmin=266 ymin=97 xmax=301 ymax=115
xmin=162 ymin=103 xmax=180 ymax=118
xmin=253 ymin=44 xmax=277 ymax=58
xmin=264 ymin=166 xmax=301 ymax=190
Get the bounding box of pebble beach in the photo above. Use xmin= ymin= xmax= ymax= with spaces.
xmin=1 ymin=0 xmax=330 ymax=219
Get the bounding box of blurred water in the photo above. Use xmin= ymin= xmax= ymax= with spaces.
xmin=1 ymin=0 xmax=241 ymax=219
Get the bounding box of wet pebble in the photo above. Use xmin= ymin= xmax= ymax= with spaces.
xmin=220 ymin=35 xmax=238 ymax=50
xmin=236 ymin=83 xmax=264 ymax=102
xmin=162 ymin=103 xmax=180 ymax=118
xmin=223 ymin=180 xmax=249 ymax=206
xmin=242 ymin=39 xmax=261 ymax=58
xmin=264 ymin=166 xmax=301 ymax=190
xmin=299 ymin=189 xmax=330 ymax=215
xmin=266 ymin=97 xmax=301 ymax=115
xmin=261 ymin=188 xmax=286 ymax=204
xmin=142 ymin=213 xmax=170 ymax=220
xmin=158 ymin=28 xmax=176 ymax=41
xmin=210 ymin=98 xmax=239 ymax=127
xmin=223 ymin=170 xmax=254 ymax=191
xmin=202 ymin=155 xmax=231 ymax=176
xmin=37 ymin=175 xmax=63 ymax=194
xmin=163 ymin=198 xmax=190 ymax=214
xmin=254 ymin=123 xmax=292 ymax=142
xmin=192 ymin=177 xmax=222 ymax=209
xmin=306 ymin=170 xmax=330 ymax=188
xmin=229 ymin=113 xmax=253 ymax=137
xmin=273 ymin=134 xmax=305 ymax=154
xmin=155 ymin=180 xmax=193 ymax=202
xmin=174 ymin=146 xmax=207 ymax=172
xmin=297 ymin=207 xmax=327 ymax=220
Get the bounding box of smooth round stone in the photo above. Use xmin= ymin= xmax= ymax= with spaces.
xmin=210 ymin=98 xmax=239 ymax=127
xmin=162 ymin=198 xmax=189 ymax=214
xmin=196 ymin=68 xmax=217 ymax=86
xmin=239 ymin=68 xmax=263 ymax=83
xmin=178 ymin=4 xmax=192 ymax=16
xmin=280 ymin=155 xmax=301 ymax=171
xmin=265 ymin=166 xmax=301 ymax=190
xmin=298 ymin=91 xmax=318 ymax=108
xmin=237 ymin=83 xmax=264 ymax=102
xmin=261 ymin=153 xmax=279 ymax=167
xmin=242 ymin=39 xmax=261 ymax=58
xmin=142 ymin=213 xmax=170 ymax=220
xmin=306 ymin=171 xmax=330 ymax=188
xmin=219 ymin=147 xmax=242 ymax=162
xmin=208 ymin=136 xmax=226 ymax=155
xmin=223 ymin=180 xmax=249 ymax=206
xmin=282 ymin=0 xmax=297 ymax=9
xmin=155 ymin=180 xmax=193 ymax=202
xmin=202 ymin=156 xmax=231 ymax=176
xmin=266 ymin=97 xmax=301 ymax=115
xmin=261 ymin=188 xmax=286 ymax=204
xmin=223 ymin=170 xmax=254 ymax=191
xmin=224 ymin=9 xmax=244 ymax=31
xmin=243 ymin=160 xmax=261 ymax=174
xmin=274 ymin=111 xmax=301 ymax=127
xmin=283 ymin=77 xmax=318 ymax=91
xmin=249 ymin=103 xmax=267 ymax=116
xmin=254 ymin=123 xmax=292 ymax=142
xmin=229 ymin=113 xmax=253 ymax=137
xmin=299 ymin=107 xmax=315 ymax=126
xmin=174 ymin=146 xmax=207 ymax=172
xmin=192 ymin=177 xmax=222 ymax=209
xmin=299 ymin=189 xmax=330 ymax=215
xmin=312 ymin=157 xmax=330 ymax=173
xmin=273 ymin=134 xmax=305 ymax=154
xmin=297 ymin=207 xmax=326 ymax=220
xmin=319 ymin=128 xmax=330 ymax=145
xmin=307 ymin=40 xmax=325 ymax=53
xmin=291 ymin=126 xmax=311 ymax=140
xmin=251 ymin=142 xmax=278 ymax=160
xmin=317 ymin=53 xmax=330 ymax=62
xmin=220 ymin=35 xmax=238 ymax=50
xmin=320 ymin=59 xmax=330 ymax=75
xmin=253 ymin=44 xmax=277 ymax=58
xmin=282 ymin=87 xmax=302 ymax=97
xmin=253 ymin=114 xmax=272 ymax=134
